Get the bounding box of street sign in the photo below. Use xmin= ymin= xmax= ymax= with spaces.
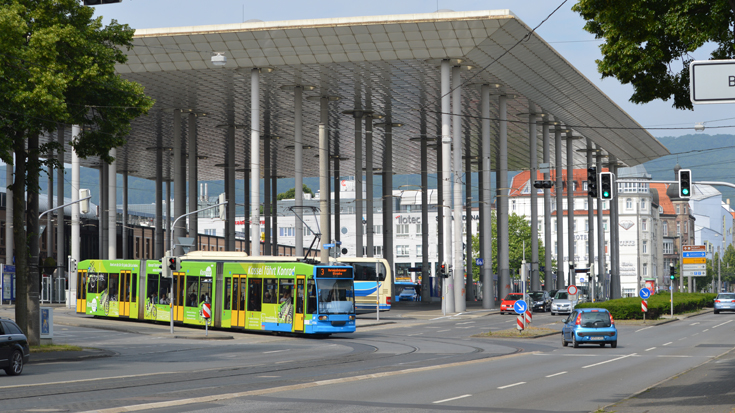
xmin=683 ymin=270 xmax=707 ymax=277
xmin=639 ymin=288 xmax=651 ymax=300
xmin=682 ymin=252 xmax=706 ymax=258
xmin=683 ymin=264 xmax=706 ymax=270
xmin=408 ymin=267 xmax=421 ymax=272
xmin=567 ymin=285 xmax=578 ymax=296
xmin=683 ymin=245 xmax=706 ymax=252
xmin=323 ymin=243 xmax=335 ymax=248
xmin=476 ymin=258 xmax=484 ymax=266
xmin=514 ymin=300 xmax=527 ymax=314
xmin=683 ymin=258 xmax=706 ymax=264
xmin=690 ymin=60 xmax=735 ymax=105
xmin=579 ymin=277 xmax=585 ymax=283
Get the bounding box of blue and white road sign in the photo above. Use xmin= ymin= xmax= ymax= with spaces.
xmin=514 ymin=300 xmax=528 ymax=314
xmin=323 ymin=243 xmax=335 ymax=248
xmin=476 ymin=258 xmax=484 ymax=266
xmin=683 ymin=252 xmax=706 ymax=258
xmin=639 ymin=288 xmax=651 ymax=299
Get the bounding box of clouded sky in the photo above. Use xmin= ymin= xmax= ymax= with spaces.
xmin=91 ymin=0 xmax=732 ymax=139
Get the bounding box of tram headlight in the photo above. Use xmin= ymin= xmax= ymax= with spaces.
xmin=349 ymin=315 xmax=355 ymax=320
xmin=318 ymin=315 xmax=328 ymax=321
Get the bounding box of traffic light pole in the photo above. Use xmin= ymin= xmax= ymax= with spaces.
xmin=169 ymin=201 xmax=227 ymax=334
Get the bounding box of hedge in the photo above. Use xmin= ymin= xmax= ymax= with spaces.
xmin=574 ymin=292 xmax=716 ymax=320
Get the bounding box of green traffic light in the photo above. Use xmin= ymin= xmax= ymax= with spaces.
xmin=603 ymin=191 xmax=609 ymax=197
xmin=682 ymin=188 xmax=689 ymax=195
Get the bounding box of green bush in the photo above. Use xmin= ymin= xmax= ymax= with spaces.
xmin=575 ymin=292 xmax=716 ymax=320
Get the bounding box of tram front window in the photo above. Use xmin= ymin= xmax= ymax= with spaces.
xmin=316 ymin=279 xmax=355 ymax=314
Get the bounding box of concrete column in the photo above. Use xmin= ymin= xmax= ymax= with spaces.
xmin=441 ymin=59 xmax=454 ymax=313
xmin=481 ymin=85 xmax=493 ymax=309
xmin=383 ymin=123 xmax=394 ymax=302
xmin=56 ymin=127 xmax=64 ymax=285
xmin=122 ymin=170 xmax=128 ymax=259
xmin=243 ymin=167 xmax=250 ymax=254
xmin=319 ymin=123 xmax=329 ymax=263
xmin=5 ymin=152 xmax=12 ymax=266
xmin=354 ymin=113 xmax=363 ymax=257
xmin=250 ymin=68 xmax=261 ymax=256
xmin=464 ymin=116 xmax=473 ymax=302
xmin=529 ymin=112 xmax=539 ymax=292
xmin=566 ymin=133 xmax=575 ymax=286
xmin=272 ymin=152 xmax=278 ymax=254
xmin=108 ymin=148 xmax=117 ymax=259
xmin=188 ymin=113 xmax=198 ymax=251
xmin=436 ymin=127 xmax=444 ymax=280
xmin=586 ymin=140 xmax=596 ymax=299
xmin=155 ymin=143 xmax=163 ymax=258
xmin=100 ymin=165 xmax=107 ymax=259
xmin=596 ymin=151 xmax=606 ymax=298
xmin=452 ymin=65 xmax=465 ymax=312
xmin=333 ymin=158 xmax=339 ymax=247
xmin=543 ymin=122 xmax=552 ymax=292
xmin=555 ymin=126 xmax=564 ymax=290
xmin=47 ymin=158 xmax=53 ymax=272
xmin=420 ymin=125 xmax=429 ymax=301
xmin=70 ymin=125 xmax=81 ymax=308
xmin=610 ymin=159 xmax=621 ymax=299
xmin=320 ymin=97 xmax=331 ymax=247
xmin=365 ymin=116 xmax=374 ymax=257
xmin=173 ymin=110 xmax=185 ymax=256
xmin=498 ymin=95 xmax=510 ymax=301
xmin=227 ymin=126 xmax=236 ymax=252
xmin=294 ymin=87 xmax=303 ymax=256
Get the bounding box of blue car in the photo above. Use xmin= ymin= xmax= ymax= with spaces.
xmin=398 ymin=287 xmax=417 ymax=302
xmin=561 ymin=308 xmax=617 ymax=348
xmin=714 ymin=293 xmax=735 ymax=314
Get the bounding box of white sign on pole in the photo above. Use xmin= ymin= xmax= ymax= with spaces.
xmin=690 ymin=60 xmax=735 ymax=105
xmin=683 ymin=270 xmax=707 ymax=277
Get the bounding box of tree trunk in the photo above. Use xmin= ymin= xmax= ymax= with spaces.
xmin=13 ymin=137 xmax=27 ymax=336
xmin=27 ymin=133 xmax=40 ymax=346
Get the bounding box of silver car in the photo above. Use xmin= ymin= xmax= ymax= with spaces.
xmin=551 ymin=291 xmax=577 ymax=316
xmin=714 ymin=293 xmax=735 ymax=314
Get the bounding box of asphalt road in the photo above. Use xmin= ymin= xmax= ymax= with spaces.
xmin=0 ymin=306 xmax=733 ymax=413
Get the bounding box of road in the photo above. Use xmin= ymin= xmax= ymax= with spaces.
xmin=0 ymin=306 xmax=733 ymax=412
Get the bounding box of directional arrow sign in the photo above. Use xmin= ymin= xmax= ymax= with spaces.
xmin=514 ymin=300 xmax=527 ymax=315
xmin=639 ymin=288 xmax=651 ymax=300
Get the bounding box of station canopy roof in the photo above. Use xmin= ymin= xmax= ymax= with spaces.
xmin=64 ymin=10 xmax=670 ymax=181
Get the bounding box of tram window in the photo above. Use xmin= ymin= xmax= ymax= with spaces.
xmin=98 ymin=274 xmax=108 ymax=295
xmin=131 ymin=274 xmax=137 ymax=303
xmin=109 ymin=274 xmax=119 ymax=301
xmin=224 ymin=278 xmax=231 ymax=310
xmin=307 ymin=280 xmax=317 ymax=314
xmin=159 ymin=277 xmax=171 ymax=304
xmin=200 ymin=278 xmax=212 ymax=304
xmin=352 ymin=262 xmax=386 ymax=281
xmin=248 ymin=278 xmax=262 ymax=312
xmin=240 ymin=278 xmax=247 ymax=311
xmin=264 ymin=278 xmax=277 ymax=304
xmin=279 ymin=279 xmax=293 ymax=303
xmin=147 ymin=275 xmax=160 ymax=304
xmin=186 ymin=277 xmax=199 ymax=307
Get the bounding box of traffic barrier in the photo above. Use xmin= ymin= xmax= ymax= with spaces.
xmin=525 ymin=310 xmax=532 ymax=325
xmin=517 ymin=315 xmax=524 ymax=331
xmin=641 ymin=299 xmax=647 ymax=313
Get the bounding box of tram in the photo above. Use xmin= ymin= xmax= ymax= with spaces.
xmin=75 ymin=251 xmax=356 ymax=335
xmin=334 ymin=257 xmax=392 ymax=312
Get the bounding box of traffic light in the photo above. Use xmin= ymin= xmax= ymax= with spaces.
xmin=159 ymin=257 xmax=169 ymax=278
xmin=79 ymin=189 xmax=90 ymax=214
xmin=167 ymin=256 xmax=181 ymax=273
xmin=533 ymin=181 xmax=553 ymax=189
xmin=670 ymin=265 xmax=676 ymax=280
xmin=678 ymin=169 xmax=692 ymax=199
xmin=439 ymin=262 xmax=449 ymax=278
xmin=587 ymin=167 xmax=597 ymax=198
xmin=599 ymin=172 xmax=614 ymax=200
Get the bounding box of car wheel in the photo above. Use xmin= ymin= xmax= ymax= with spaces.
xmin=599 ymin=343 xmax=605 ymax=347
xmin=551 ymin=312 xmax=555 ymax=316
xmin=572 ymin=334 xmax=579 ymax=348
xmin=611 ymin=341 xmax=617 ymax=348
xmin=714 ymin=310 xmax=720 ymax=314
xmin=561 ymin=332 xmax=568 ymax=347
xmin=500 ymin=311 xmax=504 ymax=315
xmin=5 ymin=350 xmax=23 ymax=376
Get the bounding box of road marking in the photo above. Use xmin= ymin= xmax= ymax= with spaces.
xmin=258 ymin=376 xmax=280 ymax=378
xmin=433 ymin=394 xmax=472 ymax=404
xmin=678 ymin=337 xmax=687 ymax=341
xmin=407 ymin=333 xmax=423 ymax=336
xmin=437 ymin=329 xmax=450 ymax=332
xmin=498 ymin=382 xmax=526 ymax=389
xmin=563 ymin=354 xmax=598 ymax=357
xmin=712 ymin=320 xmax=733 ymax=329
xmin=663 ymin=342 xmax=673 ymax=346
xmin=545 ymin=371 xmax=567 ymax=378
xmin=456 ymin=321 xmax=475 ymax=325
xmin=275 ymin=360 xmax=293 ymax=364
xmin=263 ymin=349 xmax=289 ymax=354
xmin=693 ymin=333 xmax=699 ymax=336
xmin=505 ymin=320 xmax=513 ymax=323
xmin=645 ymin=347 xmax=656 ymax=351
xmin=703 ymin=329 xmax=710 ymax=332
xmin=456 ymin=327 xmax=474 ymax=329
xmin=635 ymin=326 xmax=654 ymax=333
xmin=690 ymin=322 xmax=700 ymax=326
xmin=582 ymin=353 xmax=637 ymax=369
xmin=657 ymin=355 xmax=692 ymax=358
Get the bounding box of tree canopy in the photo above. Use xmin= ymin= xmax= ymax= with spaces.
xmin=572 ymin=0 xmax=735 ymax=110
xmin=277 ymin=184 xmax=314 ymax=201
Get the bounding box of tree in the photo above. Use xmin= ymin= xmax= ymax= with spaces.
xmin=471 ymin=212 xmax=551 ymax=283
xmin=0 ymin=0 xmax=153 ymax=345
xmin=572 ymin=0 xmax=735 ymax=110
xmin=277 ymin=184 xmax=314 ymax=201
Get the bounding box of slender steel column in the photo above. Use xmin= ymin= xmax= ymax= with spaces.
xmin=498 ymin=95 xmax=510 ymax=302
xmin=555 ymin=126 xmax=564 ymax=289
xmin=320 ymin=97 xmax=331 ymax=247
xmin=420 ymin=127 xmax=429 ymax=301
xmin=452 ymin=65 xmax=465 ymax=312
xmin=108 ymin=148 xmax=117 ymax=259
xmin=272 ymin=151 xmax=278 ymax=254
xmin=384 ymin=123 xmax=394 ymax=300
xmin=173 ymin=110 xmax=185 ymax=256
xmin=47 ymin=156 xmax=53 ymax=272
xmin=122 ymin=170 xmax=128 ymax=259
xmin=319 ymin=123 xmax=329 ymax=263
xmin=586 ymin=139 xmax=596 ymax=299
xmin=188 ymin=113 xmax=198 ymax=251
xmin=610 ymin=158 xmax=621 ymax=299
xmin=365 ymin=116 xmax=374 ymax=257
xmin=243 ymin=167 xmax=250 ymax=253
xmin=100 ymin=165 xmax=107 ymax=259
xmin=56 ymin=127 xmax=64 ymax=280
xmin=294 ymin=86 xmax=303 ymax=256
xmin=441 ymin=59 xmax=455 ymax=313
xmin=566 ymin=133 xmax=575 ymax=286
xmin=228 ymin=126 xmax=236 ymax=251
xmin=543 ymin=121 xmax=552 ymax=292
xmin=464 ymin=113 xmax=473 ymax=302
xmin=5 ymin=152 xmax=12 ymax=266
xmin=70 ymin=126 xmax=80 ymax=307
xmin=436 ymin=124 xmax=444 ymax=283
xmin=250 ymin=68 xmax=261 ymax=256
xmin=596 ymin=151 xmax=606 ymax=298
xmin=529 ymin=112 xmax=539 ymax=292
xmin=166 ymin=181 xmax=171 ymax=253
xmin=481 ymin=85 xmax=493 ymax=308
xmin=354 ymin=112 xmax=363 ymax=257
xmin=264 ymin=135 xmax=271 ymax=254
xmin=155 ymin=140 xmax=163 ymax=258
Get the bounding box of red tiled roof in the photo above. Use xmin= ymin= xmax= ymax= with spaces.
xmin=650 ymin=183 xmax=675 ymax=215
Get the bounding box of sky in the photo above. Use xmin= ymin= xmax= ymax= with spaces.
xmin=89 ymin=0 xmax=735 ymax=141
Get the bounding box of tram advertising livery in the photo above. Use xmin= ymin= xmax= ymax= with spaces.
xmin=76 ymin=253 xmax=356 ymax=335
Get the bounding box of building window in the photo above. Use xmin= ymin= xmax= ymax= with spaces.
xmin=643 ymin=263 xmax=648 ymax=276
xmin=643 ymin=240 xmax=648 ymax=254
xmin=552 ymin=219 xmax=556 ymax=232
xmin=676 ymin=205 xmax=680 ymax=214
xmin=663 ymin=223 xmax=668 ymax=236
xmin=374 ymin=246 xmax=383 ymax=257
xmin=677 ymin=222 xmax=681 ymax=236
xmin=415 ymin=224 xmax=422 ymax=236
xmin=603 ymin=220 xmax=608 ymax=232
xmin=641 ymin=199 xmax=647 ymax=210
xmin=396 ymin=245 xmax=410 ymax=257
xmin=663 ymin=242 xmax=673 ymax=254
xmin=659 ymin=206 xmax=663 ymax=214
xmin=584 ymin=199 xmax=588 ymax=210
xmin=585 ymin=219 xmax=589 ymax=232
xmin=603 ymin=201 xmax=608 ymax=210
xmin=642 ymin=219 xmax=647 ymax=232
xmin=396 ymin=223 xmax=409 ymax=236
xmin=684 ymin=206 xmax=688 ymax=214
xmin=416 ymin=245 xmax=422 ymax=257
xmin=512 ymin=200 xmax=516 ymax=211
xmin=573 ymin=219 xmax=577 ymax=232
xmin=626 ymin=198 xmax=633 ymax=210
xmin=684 ymin=221 xmax=688 ymax=233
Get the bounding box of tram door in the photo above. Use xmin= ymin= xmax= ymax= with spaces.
xmin=173 ymin=273 xmax=185 ymax=321
xmin=294 ymin=276 xmax=305 ymax=332
xmin=119 ymin=271 xmax=131 ymax=316
xmin=76 ymin=270 xmax=87 ymax=313
xmin=231 ymin=275 xmax=247 ymax=327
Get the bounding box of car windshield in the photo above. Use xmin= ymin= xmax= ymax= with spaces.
xmin=580 ymin=311 xmax=611 ymax=328
xmin=717 ymin=293 xmax=735 ymax=300
xmin=555 ymin=292 xmax=569 ymax=300
xmin=529 ymin=292 xmax=544 ymax=300
xmin=401 ymin=288 xmax=415 ymax=294
xmin=316 ymin=279 xmax=355 ymax=314
xmin=503 ymin=294 xmax=522 ymax=301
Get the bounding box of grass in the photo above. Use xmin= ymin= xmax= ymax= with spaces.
xmin=30 ymin=344 xmax=83 ymax=353
xmin=474 ymin=326 xmax=559 ymax=338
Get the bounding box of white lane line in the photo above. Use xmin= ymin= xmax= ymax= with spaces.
xmin=263 ymin=349 xmax=289 ymax=354
xmin=657 ymin=355 xmax=692 ymax=358
xmin=663 ymin=342 xmax=673 ymax=346
xmin=407 ymin=333 xmax=423 ymax=336
xmin=645 ymin=347 xmax=656 ymax=351
xmin=456 ymin=327 xmax=475 ymax=329
xmin=433 ymin=394 xmax=472 ymax=404
xmin=635 ymin=326 xmax=654 ymax=333
xmin=437 ymin=329 xmax=450 ymax=333
xmin=456 ymin=321 xmax=475 ymax=325
xmin=713 ymin=320 xmax=733 ymax=329
xmin=275 ymin=360 xmax=293 ymax=364
xmin=425 ymin=326 xmax=441 ymax=329
xmin=498 ymin=382 xmax=526 ymax=389
xmin=690 ymin=322 xmax=700 ymax=326
xmin=678 ymin=337 xmax=687 ymax=341
xmin=703 ymin=329 xmax=710 ymax=333
xmin=582 ymin=353 xmax=637 ymax=369
xmin=693 ymin=333 xmax=699 ymax=336
xmin=505 ymin=319 xmax=514 ymax=323
xmin=545 ymin=371 xmax=567 ymax=378
xmin=258 ymin=376 xmax=280 ymax=378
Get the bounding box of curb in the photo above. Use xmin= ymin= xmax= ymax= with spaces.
xmin=173 ymin=335 xmax=234 ymax=340
xmin=473 ymin=330 xmax=561 ymax=340
xmin=29 ymin=349 xmax=116 ymax=364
